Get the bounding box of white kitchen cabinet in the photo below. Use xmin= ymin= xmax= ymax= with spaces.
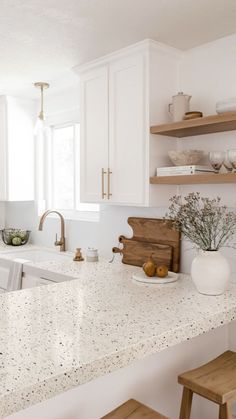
xmin=79 ymin=52 xmax=147 ymax=206
xmin=108 ymin=54 xmax=147 ymax=204
xmin=80 ymin=67 xmax=109 ymax=203
xmin=76 ymin=40 xmax=181 ymax=206
xmin=0 ymin=96 xmax=35 ymax=201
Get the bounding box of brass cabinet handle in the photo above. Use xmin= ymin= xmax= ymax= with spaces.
xmin=102 ymin=168 xmax=107 ymax=199
xmin=107 ymin=168 xmax=112 ymax=199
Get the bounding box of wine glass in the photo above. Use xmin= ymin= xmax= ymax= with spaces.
xmin=223 ymin=152 xmax=233 ymax=172
xmin=227 ymin=149 xmax=236 ymax=173
xmin=209 ymin=151 xmax=225 ymax=173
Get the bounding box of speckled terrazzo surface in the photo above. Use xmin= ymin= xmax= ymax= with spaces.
xmin=1 ymin=259 xmax=236 ymax=418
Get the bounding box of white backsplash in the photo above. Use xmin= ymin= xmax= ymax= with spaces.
xmin=0 ymin=202 xmax=5 ymax=229
xmin=4 ymin=201 xmax=166 ymax=260
xmin=3 ymin=200 xmax=236 ymax=279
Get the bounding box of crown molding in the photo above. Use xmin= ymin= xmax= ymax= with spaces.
xmin=73 ymin=39 xmax=183 ymax=74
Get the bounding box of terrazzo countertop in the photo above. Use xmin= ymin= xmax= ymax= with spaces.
xmin=1 ymin=259 xmax=236 ymax=418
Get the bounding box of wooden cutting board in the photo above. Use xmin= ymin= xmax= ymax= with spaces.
xmin=112 ymin=217 xmax=181 ymax=272
xmin=115 ymin=238 xmax=173 ymax=269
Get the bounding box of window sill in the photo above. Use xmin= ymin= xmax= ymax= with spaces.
xmin=38 ymin=209 xmax=100 ymax=223
xmin=62 ymin=210 xmax=100 ymax=222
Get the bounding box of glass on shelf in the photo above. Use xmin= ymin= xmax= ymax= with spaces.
xmin=223 ymin=152 xmax=233 ymax=172
xmin=209 ymin=151 xmax=225 ymax=173
xmin=227 ymin=149 xmax=236 ymax=173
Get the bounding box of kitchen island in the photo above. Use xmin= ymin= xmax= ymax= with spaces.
xmin=2 ymin=259 xmax=236 ymax=419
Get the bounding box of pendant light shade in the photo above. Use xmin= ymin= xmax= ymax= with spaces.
xmin=34 ymin=82 xmax=50 ymax=136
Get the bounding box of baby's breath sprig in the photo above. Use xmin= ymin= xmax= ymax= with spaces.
xmin=166 ymin=192 xmax=236 ymax=251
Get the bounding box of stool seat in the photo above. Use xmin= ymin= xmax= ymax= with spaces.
xmin=178 ymin=350 xmax=236 ymax=405
xmin=101 ymin=399 xmax=168 ymax=418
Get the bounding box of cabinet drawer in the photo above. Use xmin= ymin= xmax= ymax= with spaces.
xmin=22 ymin=275 xmax=54 ymax=289
xmin=36 ymin=277 xmax=54 ymax=287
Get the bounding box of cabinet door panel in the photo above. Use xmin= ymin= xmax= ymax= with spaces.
xmin=109 ymin=54 xmax=147 ymax=205
xmin=0 ymin=97 xmax=7 ymax=200
xmin=0 ymin=96 xmax=35 ymax=202
xmin=80 ymin=67 xmax=109 ymax=202
xmin=7 ymin=97 xmax=35 ymax=201
xmin=21 ymin=275 xmax=38 ymax=289
xmin=22 ymin=275 xmax=54 ymax=289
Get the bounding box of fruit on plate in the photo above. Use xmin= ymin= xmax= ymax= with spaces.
xmin=12 ymin=237 xmax=22 ymax=246
xmin=142 ymin=255 xmax=156 ymax=277
xmin=156 ymin=265 xmax=168 ymax=278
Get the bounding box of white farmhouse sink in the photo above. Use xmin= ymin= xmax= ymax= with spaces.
xmin=0 ymin=247 xmax=74 ymax=291
xmin=0 ymin=247 xmax=72 ymax=263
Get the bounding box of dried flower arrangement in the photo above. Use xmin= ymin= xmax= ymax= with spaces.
xmin=166 ymin=192 xmax=236 ymax=251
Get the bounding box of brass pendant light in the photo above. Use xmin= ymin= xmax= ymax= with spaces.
xmin=34 ymin=82 xmax=49 ymax=121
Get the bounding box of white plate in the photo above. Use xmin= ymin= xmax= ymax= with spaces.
xmin=216 ymin=103 xmax=236 ymax=114
xmin=132 ymin=271 xmax=179 ymax=284
xmin=216 ymin=98 xmax=236 ymax=106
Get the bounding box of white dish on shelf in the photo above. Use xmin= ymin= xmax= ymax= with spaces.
xmin=132 ymin=271 xmax=179 ymax=284
xmin=168 ymin=149 xmax=204 ymax=166
xmin=216 ymin=98 xmax=236 ymax=114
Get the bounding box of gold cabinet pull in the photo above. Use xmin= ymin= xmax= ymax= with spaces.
xmin=102 ymin=168 xmax=107 ymax=199
xmin=107 ymin=168 xmax=112 ymax=199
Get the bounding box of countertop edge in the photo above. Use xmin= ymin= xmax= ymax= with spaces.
xmin=3 ymin=304 xmax=236 ymax=418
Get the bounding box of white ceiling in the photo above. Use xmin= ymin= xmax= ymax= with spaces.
xmin=1 ymin=0 xmax=236 ymax=97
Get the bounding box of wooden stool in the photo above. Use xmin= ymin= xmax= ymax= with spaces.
xmin=178 ymin=351 xmax=236 ymax=419
xmin=101 ymin=399 xmax=168 ymax=418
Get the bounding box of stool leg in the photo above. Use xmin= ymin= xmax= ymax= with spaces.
xmin=219 ymin=403 xmax=232 ymax=419
xmin=179 ymin=387 xmax=193 ymax=419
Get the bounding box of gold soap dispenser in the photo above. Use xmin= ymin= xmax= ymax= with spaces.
xmin=73 ymin=248 xmax=84 ymax=262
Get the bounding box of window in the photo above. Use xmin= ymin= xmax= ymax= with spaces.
xmin=36 ymin=123 xmax=99 ymax=220
xmin=51 ymin=125 xmax=75 ymax=210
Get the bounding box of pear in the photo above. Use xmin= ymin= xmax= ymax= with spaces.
xmin=143 ymin=255 xmax=156 ymax=277
xmin=156 ymin=265 xmax=168 ymax=278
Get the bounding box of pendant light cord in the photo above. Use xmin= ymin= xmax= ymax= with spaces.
xmin=39 ymin=85 xmax=44 ymax=120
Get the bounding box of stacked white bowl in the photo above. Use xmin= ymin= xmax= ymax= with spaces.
xmin=216 ymin=98 xmax=236 ymax=114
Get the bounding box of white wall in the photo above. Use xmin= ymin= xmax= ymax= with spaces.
xmin=180 ymin=33 xmax=236 ymax=114
xmin=179 ymin=33 xmax=236 ymax=274
xmin=5 ymin=34 xmax=236 ymax=275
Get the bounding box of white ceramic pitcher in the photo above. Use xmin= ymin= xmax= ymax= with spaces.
xmin=168 ymin=92 xmax=191 ymax=122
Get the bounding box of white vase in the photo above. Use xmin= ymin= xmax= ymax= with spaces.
xmin=191 ymin=250 xmax=230 ymax=295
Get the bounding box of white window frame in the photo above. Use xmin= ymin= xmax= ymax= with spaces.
xmin=37 ymin=122 xmax=99 ymax=222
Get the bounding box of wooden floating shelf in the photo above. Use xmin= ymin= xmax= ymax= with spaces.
xmin=150 ymin=112 xmax=236 ymax=138
xmin=150 ymin=172 xmax=236 ymax=185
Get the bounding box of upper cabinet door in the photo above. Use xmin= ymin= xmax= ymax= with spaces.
xmin=80 ymin=66 xmax=109 ymax=203
xmin=108 ymin=54 xmax=147 ymax=205
xmin=7 ymin=97 xmax=35 ymax=201
xmin=0 ymin=96 xmax=35 ymax=202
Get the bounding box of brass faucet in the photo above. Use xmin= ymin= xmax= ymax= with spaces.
xmin=38 ymin=210 xmax=66 ymax=252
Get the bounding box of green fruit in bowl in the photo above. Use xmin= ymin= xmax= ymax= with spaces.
xmin=18 ymin=231 xmax=27 ymax=240
xmin=10 ymin=232 xmax=18 ymax=239
xmin=12 ymin=237 xmax=22 ymax=246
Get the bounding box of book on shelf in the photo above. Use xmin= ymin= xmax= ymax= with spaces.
xmin=156 ymin=165 xmax=214 ymax=177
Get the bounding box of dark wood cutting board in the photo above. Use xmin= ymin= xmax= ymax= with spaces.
xmin=116 ymin=238 xmax=173 ymax=269
xmin=112 ymin=217 xmax=180 ymax=272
